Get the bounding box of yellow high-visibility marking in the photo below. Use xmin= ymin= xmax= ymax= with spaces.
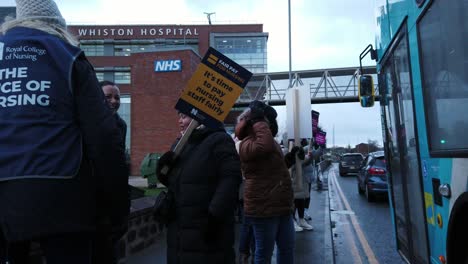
xmin=424 ymin=192 xmax=435 ymax=225
xmin=331 ymin=171 xmax=363 ymax=263
xmin=331 ymin=170 xmax=380 ymax=264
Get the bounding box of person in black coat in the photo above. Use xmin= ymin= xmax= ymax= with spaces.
xmin=0 ymin=1 xmax=129 ymax=263
xmin=93 ymin=80 xmax=129 ymax=263
xmin=157 ymin=113 xmax=242 ymax=264
xmin=100 ymin=80 xmax=128 ymax=159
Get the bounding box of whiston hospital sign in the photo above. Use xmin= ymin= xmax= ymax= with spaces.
xmin=76 ymin=27 xmax=200 ymax=37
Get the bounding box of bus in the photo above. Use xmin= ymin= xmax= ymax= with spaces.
xmin=358 ymin=1 xmax=468 ymax=263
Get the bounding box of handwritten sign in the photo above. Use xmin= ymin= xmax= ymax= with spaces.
xmin=175 ymin=47 xmax=252 ymax=128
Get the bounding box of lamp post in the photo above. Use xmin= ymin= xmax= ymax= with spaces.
xmin=204 ymin=12 xmax=215 ymax=25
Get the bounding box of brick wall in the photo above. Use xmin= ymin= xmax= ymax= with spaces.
xmin=26 ymin=196 xmax=165 ymax=263
xmin=129 ymin=50 xmax=200 ymax=175
xmin=117 ymin=196 xmax=163 ymax=263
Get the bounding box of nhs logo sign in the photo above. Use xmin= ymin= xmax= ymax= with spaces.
xmin=154 ymin=59 xmax=182 ymax=72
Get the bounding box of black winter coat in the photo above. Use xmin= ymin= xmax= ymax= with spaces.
xmin=0 ymin=53 xmax=129 ymax=242
xmin=116 ymin=114 xmax=127 ymax=149
xmin=165 ymin=127 xmax=241 ymax=264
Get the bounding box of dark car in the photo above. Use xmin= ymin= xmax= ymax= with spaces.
xmin=357 ymin=151 xmax=388 ymax=202
xmin=339 ymin=153 xmax=364 ymax=176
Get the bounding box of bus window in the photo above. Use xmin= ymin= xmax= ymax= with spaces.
xmin=419 ymin=0 xmax=468 ymax=155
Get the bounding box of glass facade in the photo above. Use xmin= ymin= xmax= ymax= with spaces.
xmin=117 ymin=96 xmax=131 ymax=152
xmin=95 ymin=72 xmax=104 ymax=82
xmin=94 ymin=67 xmax=131 ymax=84
xmin=213 ymin=34 xmax=268 ymax=73
xmin=81 ymin=39 xmax=198 ymax=57
xmin=80 ymin=44 xmax=104 ymax=56
xmin=114 ymin=71 xmax=131 ymax=84
xmin=114 ymin=40 xmax=198 ymax=56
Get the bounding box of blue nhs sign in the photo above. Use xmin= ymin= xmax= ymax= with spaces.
xmin=154 ymin=59 xmax=182 ymax=72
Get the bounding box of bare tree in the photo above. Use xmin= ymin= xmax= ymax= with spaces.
xmin=367 ymin=139 xmax=381 ymax=153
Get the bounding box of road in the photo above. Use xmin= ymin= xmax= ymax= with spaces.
xmin=328 ymin=163 xmax=406 ymax=264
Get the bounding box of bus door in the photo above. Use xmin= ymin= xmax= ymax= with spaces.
xmin=380 ymin=25 xmax=429 ymax=264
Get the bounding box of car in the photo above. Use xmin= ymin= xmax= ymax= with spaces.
xmin=357 ymin=151 xmax=388 ymax=202
xmin=338 ymin=153 xmax=364 ymax=176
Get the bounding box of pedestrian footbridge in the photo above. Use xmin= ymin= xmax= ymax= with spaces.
xmin=236 ymin=66 xmax=378 ymax=106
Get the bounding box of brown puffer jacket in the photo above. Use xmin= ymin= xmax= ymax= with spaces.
xmin=239 ymin=121 xmax=294 ymax=217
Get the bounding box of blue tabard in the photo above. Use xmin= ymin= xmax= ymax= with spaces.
xmin=0 ymin=27 xmax=83 ymax=181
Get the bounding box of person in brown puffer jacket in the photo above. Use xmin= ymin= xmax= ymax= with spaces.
xmin=235 ymin=100 xmax=295 ymax=264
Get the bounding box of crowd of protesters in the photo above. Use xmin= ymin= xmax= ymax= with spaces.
xmin=0 ymin=1 xmax=321 ymax=263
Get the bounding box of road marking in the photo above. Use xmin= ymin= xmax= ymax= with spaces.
xmin=330 ymin=169 xmax=363 ymax=264
xmin=331 ymin=168 xmax=380 ymax=264
xmin=324 ymin=177 xmax=335 ymax=264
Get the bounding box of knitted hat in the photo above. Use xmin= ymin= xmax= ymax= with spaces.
xmin=15 ymin=0 xmax=66 ymax=29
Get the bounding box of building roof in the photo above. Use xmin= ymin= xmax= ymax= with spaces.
xmin=0 ymin=7 xmax=16 ymax=21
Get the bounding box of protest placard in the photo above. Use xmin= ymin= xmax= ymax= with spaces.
xmin=312 ymin=110 xmax=320 ymax=135
xmin=175 ymin=47 xmax=252 ymax=128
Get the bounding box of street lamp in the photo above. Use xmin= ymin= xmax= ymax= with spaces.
xmin=204 ymin=12 xmax=215 ymax=25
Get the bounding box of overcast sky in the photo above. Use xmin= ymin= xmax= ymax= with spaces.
xmin=3 ymin=0 xmax=382 ymax=147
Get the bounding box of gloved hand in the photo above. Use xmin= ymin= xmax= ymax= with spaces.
xmin=235 ymin=116 xmax=250 ymax=140
xmin=247 ymin=109 xmax=266 ymax=127
xmin=204 ymin=212 xmax=222 ymax=244
xmin=247 ymin=100 xmax=267 ymax=126
xmin=297 ymin=147 xmax=305 ymax=160
xmin=263 ymin=104 xmax=277 ymax=121
xmin=156 ymin=151 xmax=176 ymax=185
xmin=290 ymin=146 xmax=301 ymax=155
xmin=290 ymin=146 xmax=305 ymax=160
xmin=284 ymin=152 xmax=296 ymax=168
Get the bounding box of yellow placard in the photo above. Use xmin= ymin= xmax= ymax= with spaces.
xmin=179 ymin=63 xmax=244 ymax=122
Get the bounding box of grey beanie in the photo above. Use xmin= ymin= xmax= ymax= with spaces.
xmin=15 ymin=0 xmax=66 ymax=29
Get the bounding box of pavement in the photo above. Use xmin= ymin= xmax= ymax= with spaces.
xmin=129 ymin=176 xmax=149 ymax=188
xmin=126 ymin=166 xmax=335 ymax=264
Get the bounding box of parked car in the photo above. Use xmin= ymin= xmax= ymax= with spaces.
xmin=339 ymin=153 xmax=364 ymax=176
xmin=357 ymin=151 xmax=388 ymax=202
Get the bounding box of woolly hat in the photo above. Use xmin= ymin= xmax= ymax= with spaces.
xmin=15 ymin=0 xmax=66 ymax=29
